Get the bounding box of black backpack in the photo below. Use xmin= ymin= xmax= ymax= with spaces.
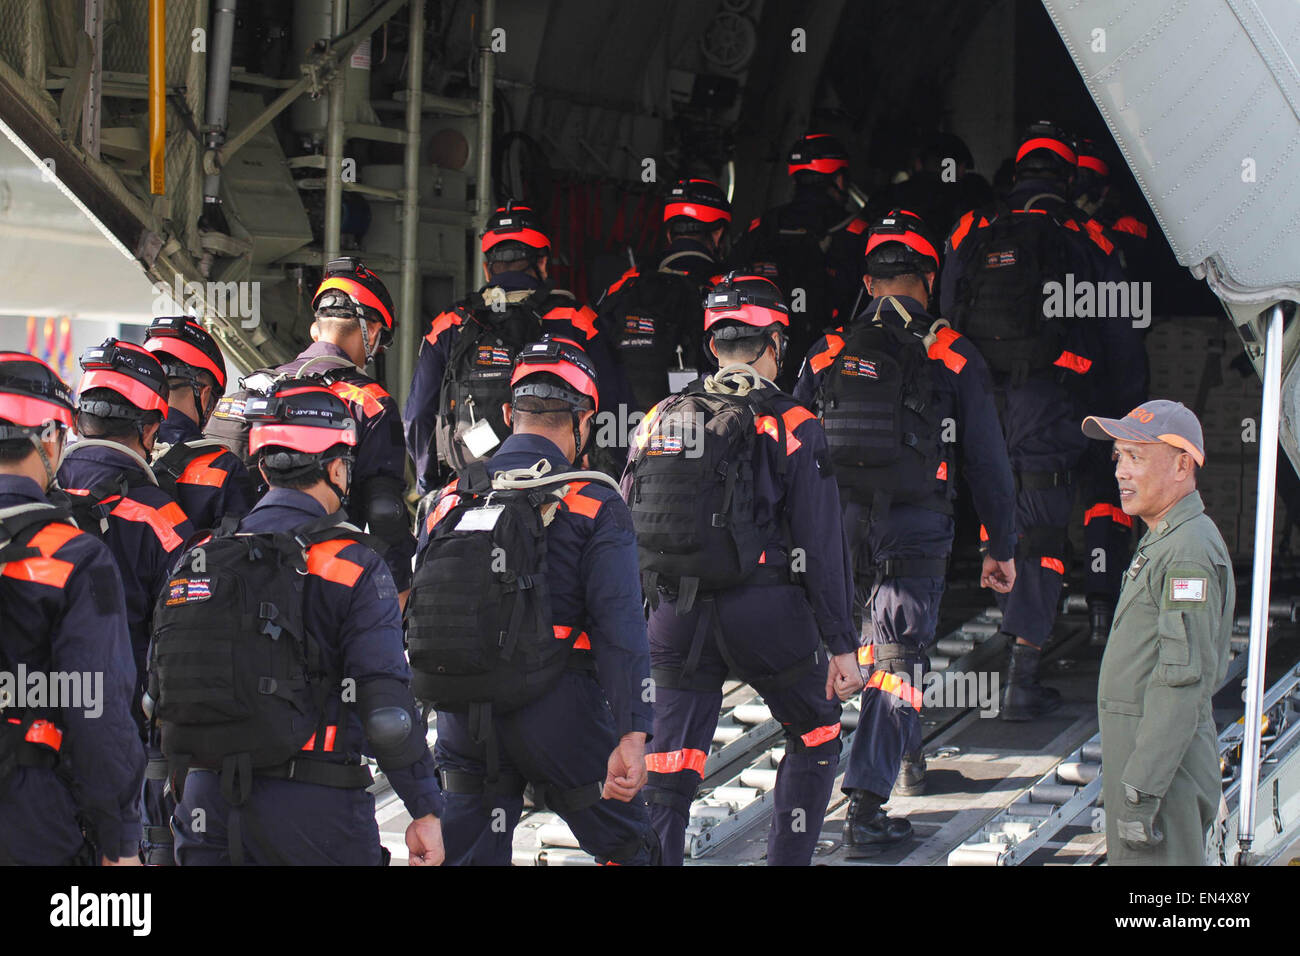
xmin=949 ymin=203 xmax=1073 ymax=378
xmin=148 ymin=512 xmax=376 ymax=807
xmin=406 ymin=461 xmax=616 ymax=713
xmin=436 ymin=293 xmax=549 ymax=472
xmin=598 ymin=269 xmax=706 ymax=412
xmin=0 ymin=503 xmax=76 ymax=784
xmin=625 ymin=378 xmax=785 ymax=611
xmin=817 ymin=299 xmax=949 ymax=517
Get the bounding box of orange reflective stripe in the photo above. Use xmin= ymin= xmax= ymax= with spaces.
xmin=27 ymin=522 xmax=81 ymax=556
xmin=755 ymin=412 xmax=807 ymax=456
xmin=178 ymin=450 xmax=228 ymax=488
xmin=979 ymin=524 xmax=989 ymax=542
xmin=302 ymin=725 xmax=338 ymax=752
xmin=950 ymin=211 xmax=976 ymax=250
xmin=426 ymin=310 xmax=463 ymax=343
xmin=574 ymin=631 xmax=591 ymax=650
xmin=645 ymin=748 xmax=708 ymax=775
xmin=858 ymin=645 xmax=874 ymax=666
xmin=1 ymin=556 xmax=75 ymax=589
xmin=1112 ymin=215 xmax=1148 ymax=239
xmin=632 ymin=402 xmax=662 ymax=450
xmin=328 ymin=379 xmax=388 ymax=419
xmin=606 ymin=267 xmax=639 ymax=296
xmin=562 ymin=482 xmax=602 ymax=519
xmin=546 ymin=305 xmax=598 ymax=340
xmin=1053 ymin=351 xmax=1092 ymax=374
xmin=1040 ymin=556 xmax=1065 ymax=574
xmin=927 ymin=327 xmax=967 ymax=374
xmin=936 ymin=461 xmax=948 ymax=481
xmin=1083 ymin=218 xmax=1114 ymax=254
xmin=1084 ymin=502 xmax=1133 ymax=528
xmin=109 ymin=498 xmax=185 ymax=551
xmin=846 ymin=217 xmax=868 ymax=235
xmin=809 ymin=334 xmax=846 ymax=374
xmin=426 ymin=478 xmax=461 ymax=532
xmin=800 ymin=722 xmax=842 ymax=748
xmin=748 ymin=216 xmax=761 ymax=232
xmin=866 ymin=671 xmax=922 ymax=711
xmin=307 ymin=539 xmax=364 ymax=587
xmin=24 ymin=719 xmax=62 ymax=750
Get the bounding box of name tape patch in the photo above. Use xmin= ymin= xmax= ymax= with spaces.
xmin=1169 ymin=577 xmax=1206 ymax=602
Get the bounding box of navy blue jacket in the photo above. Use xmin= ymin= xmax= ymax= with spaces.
xmin=418 ymin=432 xmax=653 ymax=738
xmin=57 ymin=441 xmax=194 ymax=685
xmin=277 ymin=342 xmax=416 ymax=592
xmin=0 ymin=474 xmax=145 ymax=862
xmin=794 ymin=295 xmax=1018 ymax=562
xmin=233 ymin=489 xmax=443 ymax=820
xmin=403 ymin=271 xmax=629 ymax=494
xmin=627 ymin=382 xmax=858 ymax=657
xmin=156 ymin=409 xmax=256 ymax=531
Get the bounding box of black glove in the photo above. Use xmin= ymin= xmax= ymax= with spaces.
xmin=1116 ymin=783 xmax=1163 ymax=851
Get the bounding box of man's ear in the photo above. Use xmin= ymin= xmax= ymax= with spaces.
xmin=142 ymin=420 xmax=162 ymax=449
xmin=707 ymin=337 xmax=719 ymax=362
xmin=502 ymin=403 xmax=513 ymax=428
xmin=536 ymin=255 xmax=550 ymax=281
xmin=863 ymin=275 xmax=874 ymax=296
xmin=328 ymin=456 xmax=349 ymax=489
xmin=258 ymin=460 xmax=269 ymax=484
xmin=309 ymin=321 xmax=322 ymax=342
xmin=924 ymin=271 xmax=936 ymax=297
xmin=482 ymin=262 xmax=492 ymax=285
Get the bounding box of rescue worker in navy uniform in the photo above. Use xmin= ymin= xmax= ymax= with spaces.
xmin=1072 ymin=138 xmax=1152 ymax=642
xmin=57 ymin=340 xmax=195 ymax=707
xmin=596 ymin=178 xmax=732 ymax=413
xmin=732 ymin=133 xmax=869 ymax=386
xmin=796 ymin=214 xmax=1017 ymax=851
xmin=404 ymin=202 xmax=629 ymax=495
xmin=56 ymin=339 xmax=195 ymax=865
xmin=418 ymin=338 xmax=658 ymax=865
xmin=0 ymin=354 xmax=144 ymax=866
xmin=144 ymin=315 xmax=255 ymax=530
xmin=940 ymin=123 xmax=1146 ymax=718
xmin=276 ymin=257 xmax=415 ymax=596
xmin=633 ymin=275 xmax=862 ymax=866
xmin=170 ymin=383 xmax=444 ymax=865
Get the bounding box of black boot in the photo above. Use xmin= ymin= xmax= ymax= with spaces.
xmin=843 ymin=790 xmax=912 ymax=857
xmin=894 ymin=751 xmax=926 ymax=797
xmin=999 ymin=641 xmax=1061 ymax=721
xmin=1088 ymin=596 xmax=1114 ymax=646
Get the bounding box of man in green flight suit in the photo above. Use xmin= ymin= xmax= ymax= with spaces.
xmin=1082 ymin=399 xmax=1234 ymax=865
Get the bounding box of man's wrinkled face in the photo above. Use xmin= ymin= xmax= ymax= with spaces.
xmin=1113 ymin=439 xmax=1188 ymax=522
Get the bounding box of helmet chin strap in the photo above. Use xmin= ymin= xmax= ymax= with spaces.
xmin=324 ymin=456 xmax=354 ymax=512
xmin=360 ymin=320 xmax=380 ymax=366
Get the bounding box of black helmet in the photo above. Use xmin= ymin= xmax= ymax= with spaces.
xmin=77 ymin=338 xmax=169 ymax=421
xmin=703 ymin=273 xmax=790 ymax=338
xmin=1073 ymin=136 xmax=1111 ymax=203
xmin=1014 ymin=121 xmax=1077 ymax=180
xmin=482 ymin=200 xmax=551 ymax=263
xmin=664 ymin=178 xmax=732 ymax=233
xmin=864 ymin=210 xmax=940 ymax=278
xmin=787 ymin=133 xmax=850 ymax=178
xmin=312 ymin=257 xmax=396 ymax=351
xmin=0 ymin=352 xmax=75 ymax=439
xmin=144 ymin=316 xmax=228 ymax=391
xmin=511 ymin=336 xmax=600 ymax=412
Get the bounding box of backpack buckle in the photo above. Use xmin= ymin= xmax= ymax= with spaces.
xmin=711 ymin=513 xmax=727 ymax=528
xmin=258 ymin=677 xmax=278 ymax=695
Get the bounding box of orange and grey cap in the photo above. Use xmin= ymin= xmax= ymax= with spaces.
xmin=1081 ymin=399 xmax=1205 ymax=466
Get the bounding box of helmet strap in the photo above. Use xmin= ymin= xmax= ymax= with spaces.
xmin=27 ymin=432 xmax=56 ymax=489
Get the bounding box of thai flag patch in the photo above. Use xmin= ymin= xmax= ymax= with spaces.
xmin=477 ymin=345 xmax=513 ymax=366
xmin=840 ymin=355 xmax=878 ymax=378
xmin=625 ymin=315 xmax=656 ymax=335
xmin=985 ymin=249 xmax=1017 ymax=268
xmin=166 ymin=577 xmax=212 ymax=606
xmin=648 ymin=434 xmax=683 ymax=456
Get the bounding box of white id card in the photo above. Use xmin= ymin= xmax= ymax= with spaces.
xmin=455 ymin=505 xmax=504 ymax=532
xmin=667 ymin=368 xmax=698 ymax=393
xmin=462 ymin=418 xmax=500 ymax=458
